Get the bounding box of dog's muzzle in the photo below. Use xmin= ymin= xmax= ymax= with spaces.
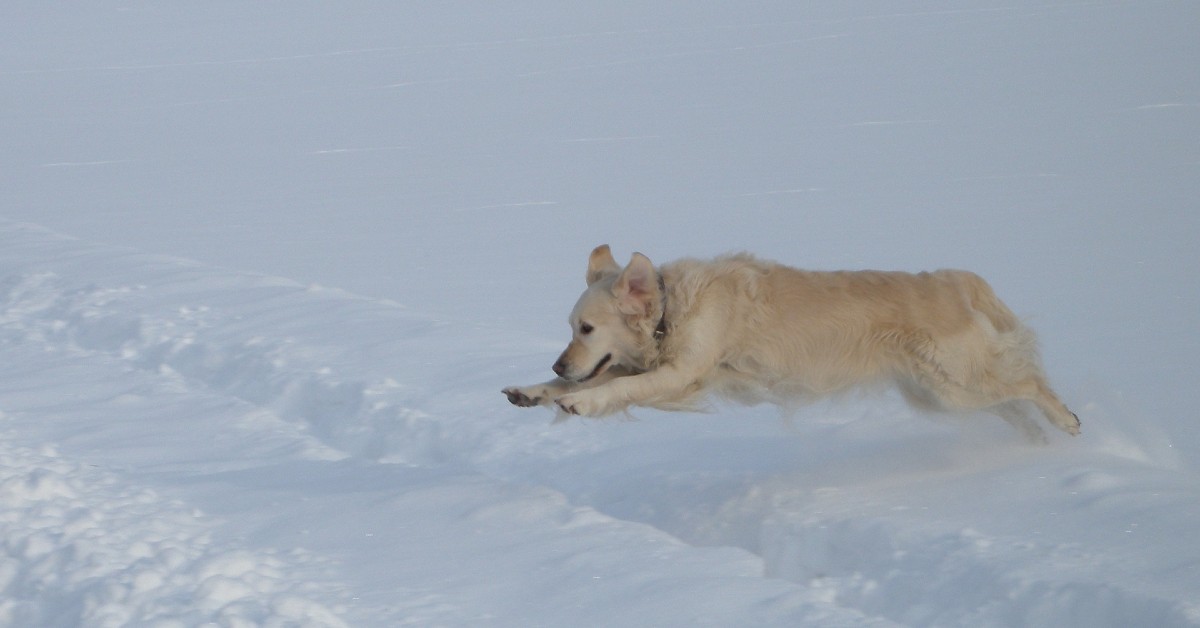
xmin=580 ymin=353 xmax=612 ymax=382
xmin=553 ymin=352 xmax=613 ymax=382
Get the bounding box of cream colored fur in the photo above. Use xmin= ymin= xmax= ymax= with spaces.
xmin=503 ymin=245 xmax=1080 ymax=440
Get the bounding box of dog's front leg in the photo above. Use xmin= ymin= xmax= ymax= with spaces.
xmin=502 ymin=378 xmax=573 ymax=408
xmin=503 ymin=366 xmax=634 ymax=409
xmin=554 ymin=363 xmax=708 ymax=416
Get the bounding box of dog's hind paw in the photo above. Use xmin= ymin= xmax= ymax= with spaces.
xmin=1066 ymin=411 xmax=1081 ymax=436
xmin=502 ymin=386 xmax=542 ymax=407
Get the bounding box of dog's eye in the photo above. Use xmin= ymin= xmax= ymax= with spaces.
xmin=580 ymin=323 xmax=594 ymax=335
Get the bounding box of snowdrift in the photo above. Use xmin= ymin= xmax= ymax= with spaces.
xmin=2 ymin=220 xmax=1197 ymax=626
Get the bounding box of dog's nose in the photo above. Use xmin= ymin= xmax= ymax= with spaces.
xmin=552 ymin=359 xmax=566 ymax=377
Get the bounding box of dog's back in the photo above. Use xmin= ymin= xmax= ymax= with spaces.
xmin=660 ymin=256 xmax=975 ymax=396
xmin=658 ymin=255 xmax=1078 ymax=437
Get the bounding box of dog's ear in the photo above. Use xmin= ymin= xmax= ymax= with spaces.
xmin=612 ymin=252 xmax=657 ymax=317
xmin=586 ymin=244 xmax=620 ymax=285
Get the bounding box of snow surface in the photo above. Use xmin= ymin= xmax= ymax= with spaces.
xmin=2 ymin=1 xmax=1199 ymax=626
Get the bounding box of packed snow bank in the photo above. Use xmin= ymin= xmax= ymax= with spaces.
xmin=0 ymin=437 xmax=349 ymax=627
xmin=2 ymin=219 xmax=1199 ymax=626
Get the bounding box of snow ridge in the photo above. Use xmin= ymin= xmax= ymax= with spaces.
xmin=0 ymin=436 xmax=348 ymax=627
xmin=0 ymin=226 xmax=585 ymax=472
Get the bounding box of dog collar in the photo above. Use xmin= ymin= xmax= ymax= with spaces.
xmin=654 ymin=273 xmax=668 ymax=343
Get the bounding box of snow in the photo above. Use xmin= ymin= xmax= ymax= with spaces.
xmin=1 ymin=1 xmax=1198 ymax=626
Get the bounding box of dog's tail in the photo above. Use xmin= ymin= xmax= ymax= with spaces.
xmin=960 ymin=271 xmax=1021 ymax=334
xmin=957 ymin=271 xmax=1048 ymax=386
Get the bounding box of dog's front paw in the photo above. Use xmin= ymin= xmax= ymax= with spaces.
xmin=554 ymin=390 xmax=609 ymax=417
xmin=503 ymin=386 xmax=545 ymax=408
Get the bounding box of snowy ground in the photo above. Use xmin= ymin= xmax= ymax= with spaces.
xmin=2 ymin=2 xmax=1199 ymax=626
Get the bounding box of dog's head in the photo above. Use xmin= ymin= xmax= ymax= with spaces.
xmin=552 ymin=245 xmax=662 ymax=382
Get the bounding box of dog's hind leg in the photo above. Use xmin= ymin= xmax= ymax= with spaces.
xmin=901 ymin=335 xmax=1080 ymax=437
xmin=992 ymin=400 xmax=1049 ymax=444
xmin=898 ymin=332 xmax=996 ymax=409
xmin=899 ymin=372 xmax=1049 ymax=443
xmin=958 ymin=273 xmax=1081 ymax=436
xmin=1026 ymin=377 xmax=1081 ymax=436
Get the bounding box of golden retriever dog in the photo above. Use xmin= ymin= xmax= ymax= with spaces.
xmin=503 ymin=245 xmax=1080 ymax=440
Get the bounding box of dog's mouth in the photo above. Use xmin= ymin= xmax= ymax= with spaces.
xmin=579 ymin=353 xmax=612 ymax=382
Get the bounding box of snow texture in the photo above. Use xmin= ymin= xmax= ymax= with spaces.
xmin=1 ymin=1 xmax=1198 ymax=626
